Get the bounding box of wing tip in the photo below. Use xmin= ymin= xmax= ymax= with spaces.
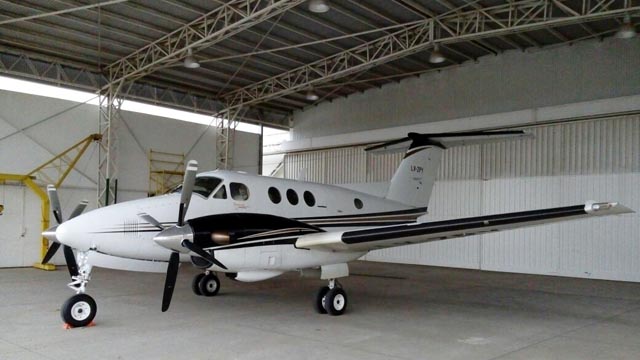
xmin=584 ymin=201 xmax=635 ymax=215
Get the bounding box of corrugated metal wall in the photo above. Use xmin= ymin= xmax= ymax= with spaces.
xmin=284 ymin=116 xmax=640 ymax=282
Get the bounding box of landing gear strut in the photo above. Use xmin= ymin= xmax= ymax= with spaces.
xmin=61 ymin=252 xmax=97 ymax=327
xmin=314 ymin=279 xmax=347 ymax=316
xmin=192 ymin=272 xmax=220 ymax=297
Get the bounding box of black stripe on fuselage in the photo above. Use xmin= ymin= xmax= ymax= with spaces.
xmin=207 ymin=237 xmax=298 ymax=251
xmin=91 ymin=229 xmax=161 ymax=234
xmin=341 ymin=205 xmax=587 ymax=244
xmin=295 ymin=207 xmax=427 ymax=221
xmin=309 ymin=221 xmax=416 ymax=227
xmin=96 ymin=208 xmax=427 ymax=234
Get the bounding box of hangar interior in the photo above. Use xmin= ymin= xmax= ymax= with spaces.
xmin=0 ymin=1 xmax=639 ymax=359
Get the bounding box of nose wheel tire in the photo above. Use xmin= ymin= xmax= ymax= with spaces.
xmin=198 ymin=273 xmax=220 ymax=297
xmin=324 ymin=288 xmax=347 ymax=316
xmin=192 ymin=273 xmax=206 ymax=296
xmin=61 ymin=294 xmax=97 ymax=328
xmin=314 ymin=286 xmax=330 ymax=314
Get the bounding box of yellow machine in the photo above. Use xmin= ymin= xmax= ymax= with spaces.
xmin=0 ymin=134 xmax=101 ymax=270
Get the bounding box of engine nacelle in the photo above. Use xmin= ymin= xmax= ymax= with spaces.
xmin=226 ymin=270 xmax=284 ymax=282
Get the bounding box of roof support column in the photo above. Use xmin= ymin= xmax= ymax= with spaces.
xmin=97 ymin=82 xmax=123 ymax=206
xmin=215 ymin=107 xmax=243 ymax=170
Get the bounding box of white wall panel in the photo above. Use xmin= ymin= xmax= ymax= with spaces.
xmin=285 ymin=116 xmax=640 ymax=282
xmin=366 ymin=151 xmax=402 ymax=183
xmin=325 ymin=147 xmax=367 ymax=184
xmin=480 ymin=177 xmax=562 ymax=274
xmin=482 ymin=126 xmax=560 ymax=178
xmin=284 ymin=150 xmax=325 ymax=182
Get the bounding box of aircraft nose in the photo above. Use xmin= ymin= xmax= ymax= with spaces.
xmin=153 ymin=225 xmax=194 ymax=253
xmin=42 ymin=225 xmax=59 ymax=243
xmin=51 ymin=218 xmax=93 ymax=251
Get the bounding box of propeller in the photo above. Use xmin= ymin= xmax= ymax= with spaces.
xmin=181 ymin=239 xmax=227 ymax=270
xmin=138 ymin=212 xmax=164 ymax=230
xmin=42 ymin=185 xmax=87 ymax=277
xmin=47 ymin=185 xmax=63 ymax=224
xmin=178 ymin=160 xmax=198 ymax=226
xmin=149 ymin=160 xmax=228 ymax=312
xmin=162 ymin=252 xmax=180 ymax=312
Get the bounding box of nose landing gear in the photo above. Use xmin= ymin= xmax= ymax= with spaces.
xmin=60 ymin=252 xmax=97 ymax=328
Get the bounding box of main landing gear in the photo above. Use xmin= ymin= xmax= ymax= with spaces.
xmin=60 ymin=252 xmax=97 ymax=328
xmin=314 ymin=279 xmax=347 ymax=316
xmin=192 ymin=272 xmax=220 ymax=297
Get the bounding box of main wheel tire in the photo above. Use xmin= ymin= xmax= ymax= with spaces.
xmin=325 ymin=288 xmax=347 ymax=316
xmin=198 ymin=273 xmax=220 ymax=297
xmin=314 ymin=286 xmax=330 ymax=314
xmin=192 ymin=273 xmax=206 ymax=296
xmin=61 ymin=294 xmax=97 ymax=327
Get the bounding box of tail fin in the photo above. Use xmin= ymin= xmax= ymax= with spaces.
xmin=366 ymin=131 xmax=531 ymax=207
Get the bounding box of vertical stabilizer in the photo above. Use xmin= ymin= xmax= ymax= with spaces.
xmin=366 ymin=131 xmax=530 ymax=207
xmin=386 ymin=144 xmax=443 ymax=207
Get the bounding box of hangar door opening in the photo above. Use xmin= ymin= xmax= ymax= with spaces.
xmin=283 ymin=116 xmax=640 ymax=282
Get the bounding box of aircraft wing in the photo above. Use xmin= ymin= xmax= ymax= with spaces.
xmin=295 ymin=202 xmax=633 ymax=252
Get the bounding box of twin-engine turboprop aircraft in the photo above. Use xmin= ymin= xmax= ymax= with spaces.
xmin=42 ymin=131 xmax=632 ymax=327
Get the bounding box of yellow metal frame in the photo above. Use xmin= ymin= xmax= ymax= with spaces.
xmin=0 ymin=133 xmax=102 ymax=271
xmin=148 ymin=149 xmax=185 ymax=197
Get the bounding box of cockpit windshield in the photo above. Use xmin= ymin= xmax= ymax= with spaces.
xmin=171 ymin=176 xmax=222 ymax=198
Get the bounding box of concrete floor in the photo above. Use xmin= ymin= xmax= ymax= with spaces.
xmin=3 ymin=261 xmax=640 ymax=360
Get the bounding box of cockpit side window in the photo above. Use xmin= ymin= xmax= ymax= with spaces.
xmin=212 ymin=185 xmax=227 ymax=199
xmin=230 ymin=182 xmax=250 ymax=201
xmin=191 ymin=177 xmax=222 ymax=197
xmin=171 ymin=176 xmax=222 ymax=197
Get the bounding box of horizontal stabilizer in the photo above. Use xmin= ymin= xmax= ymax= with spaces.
xmin=365 ymin=130 xmax=530 ymax=154
xmin=296 ymin=201 xmax=633 ymax=252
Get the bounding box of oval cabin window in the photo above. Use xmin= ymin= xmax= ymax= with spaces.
xmin=303 ymin=191 xmax=316 ymax=207
xmin=354 ymin=198 xmax=363 ymax=209
xmin=286 ymin=189 xmax=299 ymax=205
xmin=268 ymin=187 xmax=281 ymax=204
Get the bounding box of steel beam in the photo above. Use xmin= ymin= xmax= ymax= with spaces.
xmin=222 ymin=0 xmax=640 ymax=110
xmin=0 ymin=50 xmax=289 ymax=126
xmin=104 ymin=0 xmax=305 ymax=87
xmin=0 ymin=0 xmax=127 ymax=25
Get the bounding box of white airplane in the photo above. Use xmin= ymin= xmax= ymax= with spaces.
xmin=42 ymin=131 xmax=632 ymax=328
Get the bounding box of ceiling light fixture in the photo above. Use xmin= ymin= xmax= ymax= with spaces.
xmin=305 ymin=88 xmax=319 ymax=101
xmin=308 ymin=0 xmax=330 ymax=13
xmin=615 ymin=15 xmax=637 ymax=39
xmin=183 ymin=48 xmax=200 ymax=69
xmin=429 ymin=44 xmax=446 ymax=64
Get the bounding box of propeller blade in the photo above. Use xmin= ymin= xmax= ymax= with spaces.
xmin=47 ymin=185 xmax=63 ymax=224
xmin=138 ymin=212 xmax=164 ymax=230
xmin=162 ymin=252 xmax=180 ymax=312
xmin=41 ymin=242 xmax=61 ymax=264
xmin=68 ymin=200 xmax=89 ymax=220
xmin=178 ymin=160 xmax=198 ymax=226
xmin=63 ymin=245 xmax=79 ymax=278
xmin=182 ymin=240 xmax=227 ymax=270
